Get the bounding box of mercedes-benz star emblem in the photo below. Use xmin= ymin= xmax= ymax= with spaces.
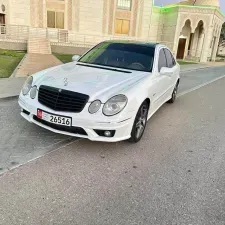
xmin=63 ymin=78 xmax=68 ymax=86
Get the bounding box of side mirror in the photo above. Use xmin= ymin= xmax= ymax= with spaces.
xmin=160 ymin=67 xmax=173 ymax=76
xmin=72 ymin=55 xmax=80 ymax=62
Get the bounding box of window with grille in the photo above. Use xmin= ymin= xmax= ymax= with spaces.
xmin=47 ymin=11 xmax=64 ymax=29
xmin=117 ymin=0 xmax=132 ymax=10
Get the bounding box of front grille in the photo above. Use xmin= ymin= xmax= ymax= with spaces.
xmin=38 ymin=85 xmax=89 ymax=113
xmin=33 ymin=116 xmax=87 ymax=136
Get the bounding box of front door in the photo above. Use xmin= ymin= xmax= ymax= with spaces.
xmin=177 ymin=38 xmax=186 ymax=59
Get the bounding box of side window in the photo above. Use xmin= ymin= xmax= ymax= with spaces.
xmin=158 ymin=49 xmax=167 ymax=72
xmin=170 ymin=52 xmax=176 ymax=66
xmin=164 ymin=49 xmax=173 ymax=68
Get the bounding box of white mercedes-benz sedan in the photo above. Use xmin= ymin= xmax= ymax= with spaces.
xmin=18 ymin=41 xmax=180 ymax=143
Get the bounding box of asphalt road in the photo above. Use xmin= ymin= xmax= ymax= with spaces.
xmin=179 ymin=65 xmax=225 ymax=94
xmin=0 ymin=67 xmax=225 ymax=224
xmin=0 ymin=66 xmax=225 ymax=175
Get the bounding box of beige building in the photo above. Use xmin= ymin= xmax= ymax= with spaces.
xmin=0 ymin=0 xmax=224 ymax=62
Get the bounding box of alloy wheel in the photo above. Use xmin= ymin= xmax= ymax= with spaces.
xmin=135 ymin=104 xmax=148 ymax=139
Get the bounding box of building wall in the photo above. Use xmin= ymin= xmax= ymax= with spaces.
xmin=138 ymin=0 xmax=153 ymax=38
xmin=9 ymin=0 xmax=30 ymax=26
xmin=51 ymin=44 xmax=88 ymax=55
xmin=208 ymin=12 xmax=223 ymax=59
xmin=0 ymin=0 xmax=8 ymax=14
xmin=172 ymin=7 xmax=218 ymax=62
xmin=78 ymin=0 xmax=104 ymax=34
xmin=0 ymin=40 xmax=27 ymax=50
xmin=160 ymin=7 xmax=179 ymax=53
xmin=149 ymin=7 xmax=162 ymax=43
xmin=0 ymin=0 xmax=8 ymax=27
xmin=30 ymin=0 xmax=42 ymax=27
xmin=107 ymin=0 xmax=147 ymax=37
xmin=0 ymin=0 xmax=224 ymax=63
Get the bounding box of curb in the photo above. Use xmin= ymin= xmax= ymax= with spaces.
xmin=181 ymin=65 xmax=225 ymax=73
xmin=0 ymin=95 xmax=19 ymax=100
xmin=181 ymin=66 xmax=210 ymax=73
xmin=10 ymin=53 xmax=27 ymax=78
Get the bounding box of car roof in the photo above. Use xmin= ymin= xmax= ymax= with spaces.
xmin=103 ymin=40 xmax=159 ymax=48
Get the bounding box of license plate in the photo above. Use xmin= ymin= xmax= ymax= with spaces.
xmin=37 ymin=109 xmax=72 ymax=126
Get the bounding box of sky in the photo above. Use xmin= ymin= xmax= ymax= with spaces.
xmin=155 ymin=0 xmax=225 ymax=12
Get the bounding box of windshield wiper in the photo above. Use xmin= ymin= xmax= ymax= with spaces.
xmin=76 ymin=63 xmax=132 ymax=74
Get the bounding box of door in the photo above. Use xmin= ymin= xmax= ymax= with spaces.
xmin=150 ymin=48 xmax=169 ymax=112
xmin=177 ymin=38 xmax=186 ymax=59
xmin=164 ymin=48 xmax=179 ymax=95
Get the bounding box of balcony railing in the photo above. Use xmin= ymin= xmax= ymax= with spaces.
xmin=0 ymin=24 xmax=29 ymax=41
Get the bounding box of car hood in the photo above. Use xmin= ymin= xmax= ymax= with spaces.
xmin=34 ymin=62 xmax=149 ymax=102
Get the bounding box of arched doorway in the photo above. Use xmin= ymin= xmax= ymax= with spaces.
xmin=191 ymin=20 xmax=204 ymax=60
xmin=176 ymin=20 xmax=192 ymax=59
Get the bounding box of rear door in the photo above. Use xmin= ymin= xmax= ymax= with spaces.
xmin=150 ymin=48 xmax=169 ymax=111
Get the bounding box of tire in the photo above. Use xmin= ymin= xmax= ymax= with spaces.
xmin=129 ymin=101 xmax=149 ymax=143
xmin=167 ymin=81 xmax=179 ymax=104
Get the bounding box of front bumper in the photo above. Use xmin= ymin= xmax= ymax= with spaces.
xmin=18 ymin=94 xmax=135 ymax=142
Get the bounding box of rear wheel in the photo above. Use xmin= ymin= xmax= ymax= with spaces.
xmin=167 ymin=81 xmax=179 ymax=104
xmin=129 ymin=101 xmax=149 ymax=143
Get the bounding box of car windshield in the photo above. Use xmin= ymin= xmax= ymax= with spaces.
xmin=78 ymin=42 xmax=155 ymax=72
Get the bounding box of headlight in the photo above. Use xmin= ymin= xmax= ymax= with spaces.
xmin=30 ymin=86 xmax=37 ymax=99
xmin=89 ymin=100 xmax=101 ymax=114
xmin=103 ymin=95 xmax=128 ymax=116
xmin=22 ymin=76 xmax=33 ymax=96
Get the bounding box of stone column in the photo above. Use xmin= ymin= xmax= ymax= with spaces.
xmin=139 ymin=0 xmax=153 ymax=39
xmin=191 ymin=30 xmax=199 ymax=57
xmin=196 ymin=31 xmax=204 ymax=58
xmin=67 ymin=0 xmax=72 ymax=30
xmin=43 ymin=0 xmax=47 ymax=28
xmin=200 ymin=26 xmax=213 ymax=62
xmin=211 ymin=35 xmax=220 ymax=61
xmin=108 ymin=0 xmax=116 ymax=35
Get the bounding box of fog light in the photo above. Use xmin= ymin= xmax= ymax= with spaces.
xmin=94 ymin=130 xmax=116 ymax=137
xmin=104 ymin=131 xmax=112 ymax=137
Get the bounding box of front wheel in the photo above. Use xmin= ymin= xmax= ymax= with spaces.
xmin=167 ymin=82 xmax=179 ymax=104
xmin=129 ymin=101 xmax=149 ymax=143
